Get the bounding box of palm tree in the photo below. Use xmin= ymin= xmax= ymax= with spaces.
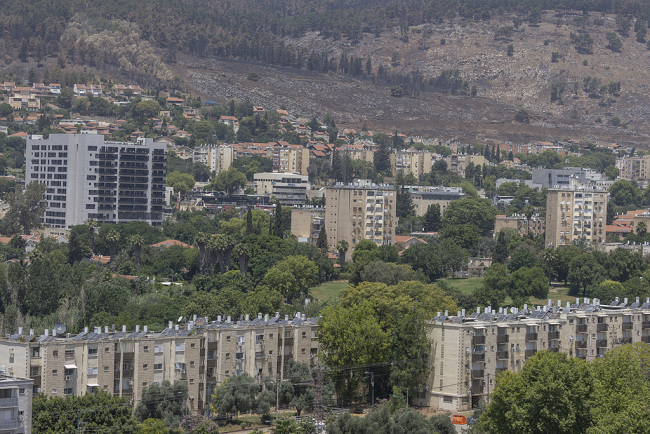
xmin=523 ymin=205 xmax=535 ymax=236
xmin=336 ymin=240 xmax=349 ymax=269
xmin=195 ymin=232 xmax=211 ymax=274
xmin=131 ymin=235 xmax=145 ymax=268
xmin=85 ymin=218 xmax=98 ymax=254
xmin=222 ymin=236 xmax=236 ymax=273
xmin=542 ymin=248 xmax=557 ymax=284
xmin=106 ymin=230 xmax=120 ymax=265
xmin=637 ymin=221 xmax=647 ymax=238
xmin=234 ymin=243 xmax=251 ymax=277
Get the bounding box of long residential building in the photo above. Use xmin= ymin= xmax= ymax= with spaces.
xmin=0 ymin=315 xmax=318 ymax=415
xmin=26 ymin=134 xmax=166 ymax=228
xmin=413 ymin=297 xmax=650 ymax=412
xmin=253 ymin=172 xmax=310 ymax=205
xmin=545 ymin=187 xmax=607 ymax=248
xmin=325 ymin=180 xmax=396 ymax=258
xmin=616 ymin=155 xmax=650 ymax=183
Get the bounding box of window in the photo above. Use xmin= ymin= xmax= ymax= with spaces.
xmin=52 ymin=350 xmax=58 ymax=358
xmin=226 ymin=336 xmax=231 ymax=342
xmin=64 ymin=369 xmax=74 ymax=376
xmin=143 ymin=346 xmax=149 ymax=352
xmin=190 ymin=361 xmax=195 ymax=368
xmin=256 ymin=334 xmax=265 ymax=342
xmin=285 ymin=331 xmax=291 ymax=338
xmin=104 ymin=366 xmax=109 ymax=373
xmin=88 ymin=348 xmax=98 ymax=356
xmin=190 ymin=343 xmax=195 ymax=348
xmin=19 ymin=389 xmax=24 ymax=395
xmin=65 ymin=349 xmax=75 ymax=358
xmin=189 ymin=379 xmax=194 ymax=385
xmin=52 ymin=370 xmax=58 ymax=376
xmin=443 ymin=396 xmax=453 ymax=403
xmin=269 ymin=334 xmax=274 ymax=339
xmin=226 ymin=353 xmax=231 ymax=359
xmin=105 ymin=347 xmax=110 ymax=353
xmin=301 ymin=349 xmax=306 ymax=354
xmin=64 ymin=388 xmax=73 ymax=396
xmin=302 ymin=332 xmax=307 ymax=338
xmin=143 ymin=382 xmax=147 ymax=387
xmin=154 ymin=345 xmax=163 ymax=353
xmin=154 ymin=363 xmax=163 ymax=370
xmin=30 ymin=367 xmax=39 ymax=376
xmin=51 ymin=389 xmax=57 ymax=395
xmin=87 ymin=367 xmax=98 ymax=376
xmin=175 ymin=343 xmax=185 ymax=352
xmin=143 ymin=364 xmax=148 ymax=370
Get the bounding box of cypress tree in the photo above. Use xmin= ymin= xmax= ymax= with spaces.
xmin=245 ymin=208 xmax=253 ymax=235
xmin=316 ymin=226 xmax=328 ymax=254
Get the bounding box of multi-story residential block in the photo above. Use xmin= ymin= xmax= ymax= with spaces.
xmin=494 ymin=214 xmax=545 ymax=237
xmin=0 ymin=315 xmax=318 ymax=416
xmin=271 ymin=143 xmax=310 ymax=176
xmin=193 ymin=145 xmax=234 ymax=174
xmin=545 ymin=187 xmax=607 ymax=247
xmin=337 ymin=146 xmax=375 ymax=166
xmin=0 ymin=374 xmax=33 ymax=434
xmin=444 ymin=155 xmax=486 ymax=177
xmin=616 ymin=155 xmax=650 ymax=182
xmin=253 ymin=172 xmax=310 ymax=205
xmin=325 ymin=180 xmax=396 ymax=258
xmin=390 ymin=149 xmax=435 ymax=177
xmin=413 ymin=298 xmax=650 ymax=412
xmin=8 ymin=88 xmax=40 ymax=111
xmin=408 ymin=186 xmax=465 ymax=217
xmin=291 ymin=207 xmax=326 ymax=244
xmin=26 ymin=134 xmax=166 ymax=229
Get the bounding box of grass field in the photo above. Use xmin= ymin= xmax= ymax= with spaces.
xmin=310 ymin=280 xmax=350 ymax=300
xmin=440 ymin=277 xmax=576 ymax=307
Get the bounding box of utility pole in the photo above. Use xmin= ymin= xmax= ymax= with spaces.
xmin=364 ymin=371 xmax=375 ymax=405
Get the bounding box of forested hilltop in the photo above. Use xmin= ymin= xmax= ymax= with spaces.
xmin=4 ymin=0 xmax=650 ymax=141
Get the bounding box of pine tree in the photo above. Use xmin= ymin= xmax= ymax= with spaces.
xmin=316 ymin=226 xmax=328 ymax=254
xmin=423 ymin=204 xmax=442 ymax=231
xmin=493 ymin=231 xmax=508 ymax=264
xmin=396 ymin=186 xmax=415 ymax=218
xmin=496 ymin=145 xmax=501 ymax=162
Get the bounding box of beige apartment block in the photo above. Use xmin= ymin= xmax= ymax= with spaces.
xmin=408 ymin=186 xmax=465 ymax=217
xmin=494 ymin=214 xmax=545 ymax=238
xmin=338 ymin=148 xmax=375 ymax=165
xmin=0 ymin=315 xmax=319 ymax=415
xmin=253 ymin=172 xmax=310 ymax=205
xmin=272 ymin=144 xmax=310 ymax=176
xmin=391 ymin=149 xmax=435 ymax=177
xmin=413 ymin=297 xmax=650 ymax=412
xmin=545 ymin=187 xmax=607 ymax=248
xmin=616 ymin=155 xmax=650 ymax=182
xmin=291 ymin=207 xmax=325 ymax=244
xmin=193 ymin=145 xmax=234 ymax=174
xmin=325 ymin=181 xmax=396 ymax=258
xmin=444 ymin=155 xmax=486 ymax=177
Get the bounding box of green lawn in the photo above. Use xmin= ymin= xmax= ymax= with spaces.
xmin=440 ymin=278 xmax=576 ymax=307
xmin=440 ymin=277 xmax=484 ymax=294
xmin=310 ymin=280 xmax=350 ymax=300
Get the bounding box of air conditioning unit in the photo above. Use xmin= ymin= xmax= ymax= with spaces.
xmin=64 ymin=375 xmax=72 ymax=381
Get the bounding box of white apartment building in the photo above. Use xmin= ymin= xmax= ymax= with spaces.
xmin=26 ymin=134 xmax=167 ymax=228
xmin=254 ymin=172 xmax=310 ymax=205
xmin=0 ymin=374 xmax=33 ymax=434
xmin=193 ymin=145 xmax=234 ymax=174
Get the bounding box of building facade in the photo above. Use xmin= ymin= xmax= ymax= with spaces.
xmin=391 ymin=149 xmax=435 ymax=178
xmin=325 ymin=181 xmax=396 ymax=257
xmin=408 ymin=186 xmax=465 ymax=217
xmin=26 ymin=134 xmax=166 ymax=228
xmin=616 ymin=155 xmax=650 ymax=182
xmin=545 ymin=187 xmax=607 ymax=248
xmin=271 ymin=143 xmax=310 ymax=176
xmin=531 ymin=168 xmax=587 ymax=189
xmin=0 ymin=375 xmax=33 ymax=434
xmin=193 ymin=145 xmax=234 ymax=174
xmin=0 ymin=315 xmax=318 ymax=416
xmin=494 ymin=214 xmax=545 ymax=238
xmin=444 ymin=155 xmax=486 ymax=177
xmin=413 ymin=298 xmax=650 ymax=412
xmin=253 ymin=172 xmax=310 ymax=205
xmin=291 ymin=207 xmax=326 ymax=244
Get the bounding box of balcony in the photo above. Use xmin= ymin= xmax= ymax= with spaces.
xmin=470 ymin=382 xmax=484 ymax=395
xmin=496 ymin=335 xmax=509 ymax=344
xmin=0 ymin=420 xmax=18 ymax=430
xmin=596 ymin=339 xmax=608 ymax=348
xmin=525 ymin=333 xmax=538 ymax=342
xmin=548 ymin=331 xmax=560 ymax=340
xmin=472 ymin=335 xmax=486 ymax=345
xmin=576 ymin=324 xmax=588 ymax=333
xmin=622 ymin=322 xmax=633 ymax=330
xmin=472 ymin=353 xmax=485 ymax=362
xmin=597 ymin=323 xmax=608 ymax=332
xmin=525 ymin=349 xmax=536 ymax=358
xmin=0 ymin=397 xmax=18 ymax=407
xmin=642 ymin=336 xmax=650 ymax=343
xmin=471 ymin=370 xmax=484 ymax=379
xmin=496 ymin=351 xmax=509 ymax=360
xmin=575 ymin=341 xmax=588 ymax=349
xmin=548 ymin=347 xmax=560 ymax=353
xmin=620 ymin=337 xmax=632 ymax=344
xmin=642 ymin=321 xmax=650 ymax=329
